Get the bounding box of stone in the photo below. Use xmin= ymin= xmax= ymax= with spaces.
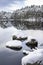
xmin=12 ymin=35 xmax=27 ymax=41
xmin=26 ymin=39 xmax=38 ymax=49
xmin=6 ymin=40 xmax=22 ymax=50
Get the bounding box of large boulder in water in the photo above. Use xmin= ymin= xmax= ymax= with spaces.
xmin=26 ymin=38 xmax=38 ymax=49
xmin=6 ymin=40 xmax=22 ymax=50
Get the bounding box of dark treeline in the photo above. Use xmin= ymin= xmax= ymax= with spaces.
xmin=11 ymin=5 xmax=43 ymax=29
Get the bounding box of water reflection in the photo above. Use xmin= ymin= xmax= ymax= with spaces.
xmin=0 ymin=27 xmax=43 ymax=65
xmin=0 ymin=48 xmax=24 ymax=65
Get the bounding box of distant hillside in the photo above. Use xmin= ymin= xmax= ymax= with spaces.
xmin=11 ymin=5 xmax=43 ymax=19
xmin=0 ymin=5 xmax=43 ymax=29
xmin=11 ymin=5 xmax=43 ymax=29
xmin=0 ymin=11 xmax=12 ymax=28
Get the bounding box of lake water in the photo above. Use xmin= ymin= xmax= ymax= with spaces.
xmin=0 ymin=26 xmax=43 ymax=65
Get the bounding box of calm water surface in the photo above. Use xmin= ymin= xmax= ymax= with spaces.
xmin=0 ymin=27 xmax=43 ymax=65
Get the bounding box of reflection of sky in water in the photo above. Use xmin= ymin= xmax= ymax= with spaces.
xmin=0 ymin=27 xmax=43 ymax=65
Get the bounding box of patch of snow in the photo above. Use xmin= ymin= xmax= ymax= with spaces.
xmin=23 ymin=50 xmax=30 ymax=55
xmin=13 ymin=30 xmax=43 ymax=44
xmin=22 ymin=49 xmax=43 ymax=65
xmin=12 ymin=30 xmax=27 ymax=39
xmin=6 ymin=40 xmax=22 ymax=48
xmin=23 ymin=47 xmax=38 ymax=55
xmin=24 ymin=36 xmax=37 ymax=43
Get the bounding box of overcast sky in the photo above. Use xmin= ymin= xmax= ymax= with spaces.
xmin=0 ymin=0 xmax=43 ymax=12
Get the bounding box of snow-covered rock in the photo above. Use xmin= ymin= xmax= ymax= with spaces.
xmin=25 ymin=36 xmax=38 ymax=49
xmin=6 ymin=40 xmax=22 ymax=50
xmin=12 ymin=30 xmax=28 ymax=41
xmin=23 ymin=48 xmax=38 ymax=55
xmin=12 ymin=35 xmax=27 ymax=41
xmin=23 ymin=36 xmax=37 ymax=44
xmin=23 ymin=50 xmax=30 ymax=55
xmin=22 ymin=49 xmax=43 ymax=65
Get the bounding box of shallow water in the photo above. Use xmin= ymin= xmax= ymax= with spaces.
xmin=0 ymin=27 xmax=43 ymax=65
xmin=0 ymin=47 xmax=24 ymax=65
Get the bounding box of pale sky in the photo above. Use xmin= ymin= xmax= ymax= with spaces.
xmin=0 ymin=0 xmax=43 ymax=12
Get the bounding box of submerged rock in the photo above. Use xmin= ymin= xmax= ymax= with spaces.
xmin=6 ymin=40 xmax=22 ymax=50
xmin=26 ymin=39 xmax=38 ymax=49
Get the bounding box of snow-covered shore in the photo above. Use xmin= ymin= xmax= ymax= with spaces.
xmin=22 ymin=49 xmax=43 ymax=65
